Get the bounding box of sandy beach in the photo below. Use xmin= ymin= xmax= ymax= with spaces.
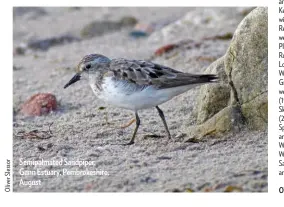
xmin=13 ymin=7 xmax=267 ymax=192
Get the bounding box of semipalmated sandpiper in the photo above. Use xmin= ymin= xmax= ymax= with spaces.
xmin=64 ymin=54 xmax=217 ymax=145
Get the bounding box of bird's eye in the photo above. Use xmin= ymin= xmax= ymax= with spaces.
xmin=85 ymin=64 xmax=91 ymax=70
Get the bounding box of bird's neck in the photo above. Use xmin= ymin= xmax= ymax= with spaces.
xmin=88 ymin=71 xmax=105 ymax=96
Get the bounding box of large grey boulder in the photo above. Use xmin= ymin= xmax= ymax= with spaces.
xmin=196 ymin=56 xmax=230 ymax=124
xmin=190 ymin=7 xmax=268 ymax=139
xmin=148 ymin=7 xmax=253 ymax=44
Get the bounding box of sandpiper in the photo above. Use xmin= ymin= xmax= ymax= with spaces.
xmin=64 ymin=54 xmax=217 ymax=145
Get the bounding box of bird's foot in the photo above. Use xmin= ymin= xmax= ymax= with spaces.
xmin=122 ymin=140 xmax=135 ymax=146
xmin=110 ymin=140 xmax=135 ymax=146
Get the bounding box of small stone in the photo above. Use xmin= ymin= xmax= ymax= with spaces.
xmin=185 ymin=188 xmax=195 ymax=192
xmin=120 ymin=16 xmax=138 ymax=26
xmin=129 ymin=23 xmax=154 ymax=38
xmin=81 ymin=16 xmax=137 ymax=39
xmin=13 ymin=46 xmax=26 ymax=55
xmin=13 ymin=65 xmax=23 ymax=71
xmin=129 ymin=31 xmax=148 ymax=38
xmin=134 ymin=23 xmax=154 ymax=33
xmin=37 ymin=145 xmax=46 ymax=151
xmin=27 ymin=35 xmax=80 ymax=51
xmin=224 ymin=185 xmax=243 ymax=192
xmin=140 ymin=176 xmax=157 ymax=183
xmin=20 ymin=93 xmax=57 ymax=116
xmin=13 ymin=7 xmax=47 ymax=19
xmin=81 ymin=21 xmax=122 ymax=38
xmin=67 ymin=7 xmax=81 ymax=11
xmin=203 ymin=32 xmax=233 ymax=41
xmin=98 ymin=106 xmax=106 ymax=110
xmin=154 ymin=44 xmax=177 ymax=56
xmin=46 ymin=143 xmax=53 ymax=148
xmin=157 ymin=156 xmax=172 ymax=160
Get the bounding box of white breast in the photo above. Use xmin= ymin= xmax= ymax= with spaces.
xmin=90 ymin=77 xmax=196 ymax=111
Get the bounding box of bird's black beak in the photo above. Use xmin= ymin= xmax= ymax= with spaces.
xmin=64 ymin=73 xmax=81 ymax=89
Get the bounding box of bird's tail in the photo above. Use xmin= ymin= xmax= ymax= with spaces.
xmin=197 ymin=74 xmax=219 ymax=83
xmin=156 ymin=73 xmax=219 ymax=89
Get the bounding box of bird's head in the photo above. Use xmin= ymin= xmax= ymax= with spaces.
xmin=64 ymin=54 xmax=111 ymax=89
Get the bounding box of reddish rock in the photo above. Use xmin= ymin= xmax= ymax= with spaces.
xmin=21 ymin=93 xmax=57 ymax=116
xmin=154 ymin=44 xmax=177 ymax=56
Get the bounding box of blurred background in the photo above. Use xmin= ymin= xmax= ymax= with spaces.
xmin=13 ymin=7 xmax=252 ymax=113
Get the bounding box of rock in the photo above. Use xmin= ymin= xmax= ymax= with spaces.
xmin=13 ymin=65 xmax=23 ymax=71
xmin=13 ymin=7 xmax=47 ymax=19
xmin=13 ymin=46 xmax=26 ymax=56
xmin=190 ymin=7 xmax=268 ymax=138
xmin=14 ymin=35 xmax=80 ymax=54
xmin=20 ymin=93 xmax=57 ymax=116
xmin=129 ymin=23 xmax=154 ymax=38
xmin=241 ymin=92 xmax=268 ymax=130
xmin=225 ymin=7 xmax=268 ymax=129
xmin=225 ymin=7 xmax=268 ymax=105
xmin=80 ymin=21 xmax=121 ymax=38
xmin=187 ymin=105 xmax=245 ymax=140
xmin=196 ymin=56 xmax=230 ymax=124
xmin=197 ymin=84 xmax=231 ymax=124
xmin=27 ymin=35 xmax=80 ymax=51
xmin=66 ymin=7 xmax=81 ymax=11
xmin=154 ymin=44 xmax=178 ymax=56
xmin=202 ymin=32 xmax=233 ymax=41
xmin=80 ymin=16 xmax=137 ymax=38
xmin=148 ymin=8 xmax=248 ymax=44
xmin=129 ymin=31 xmax=148 ymax=38
xmin=120 ymin=16 xmax=138 ymax=26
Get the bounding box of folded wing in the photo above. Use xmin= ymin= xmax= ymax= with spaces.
xmin=109 ymin=58 xmax=218 ymax=89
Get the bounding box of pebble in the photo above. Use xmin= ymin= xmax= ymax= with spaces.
xmin=81 ymin=16 xmax=137 ymax=38
xmin=154 ymin=44 xmax=177 ymax=56
xmin=27 ymin=35 xmax=80 ymax=51
xmin=20 ymin=93 xmax=57 ymax=116
xmin=129 ymin=23 xmax=154 ymax=38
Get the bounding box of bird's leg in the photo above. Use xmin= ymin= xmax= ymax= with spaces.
xmin=124 ymin=112 xmax=140 ymax=145
xmin=156 ymin=106 xmax=171 ymax=139
xmin=120 ymin=118 xmax=136 ymax=129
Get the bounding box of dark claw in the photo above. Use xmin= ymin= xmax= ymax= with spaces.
xmin=110 ymin=141 xmax=135 ymax=146
xmin=123 ymin=140 xmax=135 ymax=146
